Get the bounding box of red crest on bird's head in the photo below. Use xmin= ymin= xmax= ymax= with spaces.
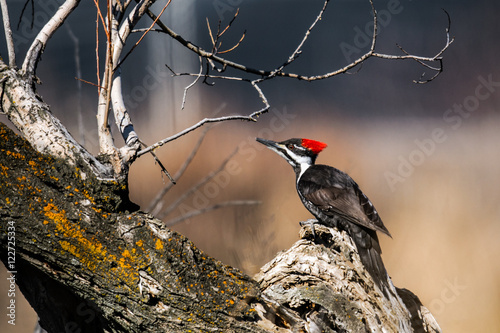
xmin=301 ymin=139 xmax=327 ymax=154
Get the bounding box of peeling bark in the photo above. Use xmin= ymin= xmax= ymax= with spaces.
xmin=0 ymin=61 xmax=113 ymax=178
xmin=255 ymin=225 xmax=442 ymax=333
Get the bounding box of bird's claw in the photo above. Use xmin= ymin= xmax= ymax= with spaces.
xmin=299 ymin=219 xmax=319 ymax=238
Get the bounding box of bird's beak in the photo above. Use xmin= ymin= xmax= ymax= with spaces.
xmin=256 ymin=138 xmax=281 ymax=152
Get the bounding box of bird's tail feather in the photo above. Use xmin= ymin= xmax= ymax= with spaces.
xmin=347 ymin=223 xmax=390 ymax=296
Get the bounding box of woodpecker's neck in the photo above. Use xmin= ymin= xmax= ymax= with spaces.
xmin=295 ymin=161 xmax=311 ymax=181
xmin=291 ymin=157 xmax=314 ymax=184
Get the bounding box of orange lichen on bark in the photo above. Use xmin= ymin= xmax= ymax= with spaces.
xmin=155 ymin=238 xmax=164 ymax=250
xmin=42 ymin=203 xmax=142 ymax=288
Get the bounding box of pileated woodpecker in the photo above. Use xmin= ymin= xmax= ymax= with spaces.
xmin=256 ymin=137 xmax=392 ymax=295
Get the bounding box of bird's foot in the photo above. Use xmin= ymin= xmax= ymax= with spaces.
xmin=299 ymin=219 xmax=320 ymax=238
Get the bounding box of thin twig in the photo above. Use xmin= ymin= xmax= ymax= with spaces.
xmin=164 ymin=200 xmax=261 ymax=227
xmin=21 ymin=0 xmax=80 ymax=80
xmin=75 ymin=77 xmax=106 ymax=89
xmin=131 ymin=28 xmax=165 ymax=33
xmin=16 ymin=0 xmax=34 ymax=30
xmin=147 ymin=1 xmax=452 ymax=84
xmin=218 ymin=31 xmax=246 ymax=54
xmin=206 ymin=17 xmax=215 ymax=46
xmin=219 ymin=8 xmax=240 ymax=37
xmin=92 ymin=0 xmax=109 ymax=41
xmin=95 ymin=1 xmax=100 ymax=93
xmin=158 ymin=148 xmax=239 ymax=218
xmin=137 ymin=110 xmax=265 ymax=157
xmin=369 ymin=0 xmax=377 ymax=52
xmin=140 ymin=139 xmax=176 ymax=185
xmin=181 ymin=56 xmax=203 ymax=110
xmin=116 ymin=0 xmax=172 ymax=69
xmin=270 ymin=0 xmax=330 ymax=78
xmin=165 ymin=65 xmax=270 ymax=124
xmin=147 ymin=125 xmax=211 ymax=214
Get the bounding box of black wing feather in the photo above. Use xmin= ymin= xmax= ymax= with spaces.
xmin=299 ymin=165 xmax=391 ymax=237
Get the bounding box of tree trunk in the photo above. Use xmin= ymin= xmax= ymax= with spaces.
xmin=0 ymin=123 xmax=441 ymax=332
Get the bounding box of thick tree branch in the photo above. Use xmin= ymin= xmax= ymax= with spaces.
xmin=0 ymin=124 xmax=272 ymax=332
xmin=255 ymin=224 xmax=442 ymax=332
xmin=0 ymin=60 xmax=112 ymax=179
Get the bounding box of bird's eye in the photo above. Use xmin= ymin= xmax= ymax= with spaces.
xmin=287 ymin=144 xmax=294 ymax=150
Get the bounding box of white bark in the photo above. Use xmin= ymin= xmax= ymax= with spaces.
xmin=255 ymin=224 xmax=442 ymax=332
xmin=0 ymin=61 xmax=112 ymax=179
xmin=96 ymin=0 xmax=155 ymax=162
xmin=111 ymin=70 xmax=140 ymax=161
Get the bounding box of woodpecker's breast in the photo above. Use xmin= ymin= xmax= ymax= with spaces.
xmin=295 ymin=165 xmax=347 ymax=227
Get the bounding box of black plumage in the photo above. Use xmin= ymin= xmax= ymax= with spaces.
xmin=298 ymin=164 xmax=391 ymax=295
xmin=257 ymin=137 xmax=392 ymax=295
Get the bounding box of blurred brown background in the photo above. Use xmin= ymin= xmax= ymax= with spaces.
xmin=2 ymin=0 xmax=500 ymax=332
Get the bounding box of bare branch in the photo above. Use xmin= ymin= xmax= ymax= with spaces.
xmin=205 ymin=8 xmax=245 ymax=55
xmin=166 ymin=65 xmax=270 ymax=125
xmin=111 ymin=70 xmax=139 ymax=147
xmin=181 ymin=56 xmax=203 ymax=110
xmin=251 ymin=80 xmax=271 ymax=112
xmin=206 ymin=17 xmax=215 ymax=46
xmin=270 ymin=0 xmax=330 ymax=77
xmin=16 ymin=0 xmax=34 ymax=30
xmin=21 ymin=0 xmax=81 ymax=81
xmin=117 ymin=0 xmax=172 ymax=70
xmin=369 ymin=0 xmax=378 ymax=52
xmin=218 ymin=31 xmax=246 ymax=54
xmin=158 ymin=148 xmax=239 ymax=219
xmin=140 ymin=139 xmax=176 ymax=186
xmin=219 ymin=8 xmax=240 ymax=38
xmin=145 ymin=9 xmax=269 ymax=77
xmin=164 ymin=200 xmax=261 ymax=227
xmin=131 ymin=28 xmax=164 ymax=33
xmin=148 ymin=0 xmax=451 ymax=85
xmin=137 ymin=109 xmax=266 ymax=157
xmin=147 ymin=126 xmax=211 ymax=214
xmin=96 ymin=0 xmax=157 ymax=160
xmin=0 ymin=0 xmax=16 ymax=67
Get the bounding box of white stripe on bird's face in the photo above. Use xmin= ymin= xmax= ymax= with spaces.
xmin=277 ymin=144 xmax=313 ymax=168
